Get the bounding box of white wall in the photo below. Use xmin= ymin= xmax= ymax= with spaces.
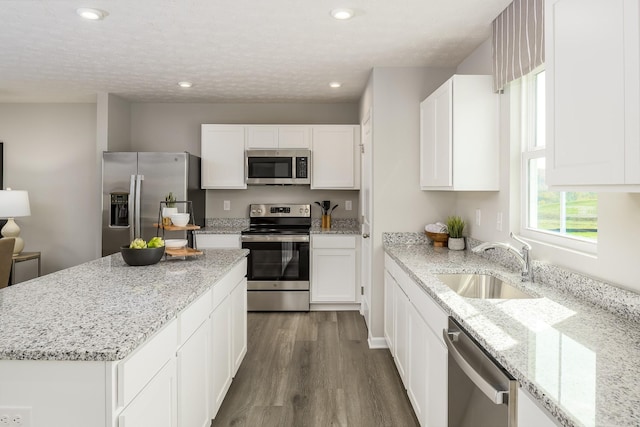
xmin=0 ymin=103 xmax=99 ymax=278
xmin=130 ymin=102 xmax=361 ymax=218
xmin=107 ymin=94 xmax=132 ymax=151
xmin=455 ymin=38 xmax=640 ymax=293
xmin=206 ymin=187 xmax=358 ymax=219
xmin=360 ymin=67 xmax=457 ymax=340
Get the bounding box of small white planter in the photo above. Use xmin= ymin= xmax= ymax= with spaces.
xmin=448 ymin=237 xmax=465 ymax=251
xmin=162 ymin=207 xmax=178 ymax=218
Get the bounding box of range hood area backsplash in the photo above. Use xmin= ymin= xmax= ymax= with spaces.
xmin=204 ymin=187 xmax=360 ymax=219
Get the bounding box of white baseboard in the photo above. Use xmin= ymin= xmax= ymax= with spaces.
xmin=368 ymin=336 xmax=388 ymax=349
xmin=310 ymin=303 xmax=361 ymax=311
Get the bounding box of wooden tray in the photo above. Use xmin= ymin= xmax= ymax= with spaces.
xmin=165 ymin=247 xmax=203 ymax=257
xmin=154 ymin=223 xmax=201 ymax=231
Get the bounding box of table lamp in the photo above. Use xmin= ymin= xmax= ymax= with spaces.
xmin=0 ymin=189 xmax=31 ymax=255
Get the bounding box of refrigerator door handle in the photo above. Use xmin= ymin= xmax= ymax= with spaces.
xmin=129 ymin=175 xmax=136 ymax=242
xmin=135 ymin=174 xmax=144 ymax=238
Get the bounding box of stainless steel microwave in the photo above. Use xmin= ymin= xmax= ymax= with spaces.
xmin=245 ymin=149 xmax=311 ymax=185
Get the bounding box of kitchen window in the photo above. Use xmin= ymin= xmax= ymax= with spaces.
xmin=520 ymin=68 xmax=598 ymax=252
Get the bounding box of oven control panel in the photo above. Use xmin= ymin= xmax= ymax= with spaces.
xmin=249 ymin=203 xmax=310 ymax=217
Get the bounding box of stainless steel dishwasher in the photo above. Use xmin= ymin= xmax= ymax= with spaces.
xmin=444 ymin=317 xmax=518 ymax=427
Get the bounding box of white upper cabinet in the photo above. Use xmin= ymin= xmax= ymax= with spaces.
xmin=245 ymin=125 xmax=310 ymax=149
xmin=546 ymin=0 xmax=640 ymax=189
xmin=201 ymin=125 xmax=247 ymax=189
xmin=246 ymin=126 xmax=278 ymax=149
xmin=279 ymin=126 xmax=311 ymax=149
xmin=311 ymin=125 xmax=361 ymax=190
xmin=420 ymin=75 xmax=499 ymax=191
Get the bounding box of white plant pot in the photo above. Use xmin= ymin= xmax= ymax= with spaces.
xmin=162 ymin=207 xmax=178 ymax=219
xmin=448 ymin=237 xmax=465 ymax=251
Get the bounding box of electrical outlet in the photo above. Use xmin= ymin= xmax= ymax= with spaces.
xmin=0 ymin=408 xmax=30 ymax=427
xmin=496 ymin=212 xmax=503 ymax=231
xmin=223 ymin=200 xmax=231 ymax=211
xmin=475 ymin=209 xmax=481 ymax=226
xmin=345 ymin=200 xmax=352 ymax=211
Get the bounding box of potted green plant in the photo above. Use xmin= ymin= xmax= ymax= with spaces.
xmin=446 ymin=215 xmax=466 ymax=251
xmin=162 ymin=192 xmax=178 ymax=221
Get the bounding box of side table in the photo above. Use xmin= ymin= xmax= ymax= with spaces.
xmin=10 ymin=251 xmax=41 ymax=286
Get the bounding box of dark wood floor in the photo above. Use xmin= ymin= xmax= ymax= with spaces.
xmin=212 ymin=311 xmax=419 ymax=427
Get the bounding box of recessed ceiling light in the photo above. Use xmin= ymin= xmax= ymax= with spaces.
xmin=177 ymin=81 xmax=193 ymax=88
xmin=76 ymin=8 xmax=108 ymax=20
xmin=329 ymin=82 xmax=342 ymax=88
xmin=330 ymin=8 xmax=354 ymax=20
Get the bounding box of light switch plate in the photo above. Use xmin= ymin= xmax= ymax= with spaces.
xmin=223 ymin=200 xmax=231 ymax=211
xmin=475 ymin=209 xmax=481 ymax=226
xmin=345 ymin=200 xmax=352 ymax=211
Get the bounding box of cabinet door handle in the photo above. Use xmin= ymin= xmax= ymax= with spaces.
xmin=362 ymin=233 xmax=370 ymax=238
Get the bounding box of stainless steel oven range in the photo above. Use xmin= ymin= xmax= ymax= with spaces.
xmin=241 ymin=203 xmax=311 ymax=311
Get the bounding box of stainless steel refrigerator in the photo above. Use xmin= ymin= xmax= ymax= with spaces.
xmin=102 ymin=152 xmax=205 ymax=256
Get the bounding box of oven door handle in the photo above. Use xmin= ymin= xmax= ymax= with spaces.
xmin=443 ymin=329 xmax=509 ymax=405
xmin=241 ymin=234 xmax=310 ymax=243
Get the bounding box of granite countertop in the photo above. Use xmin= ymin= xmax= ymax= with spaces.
xmin=194 ymin=218 xmax=248 ymax=234
xmin=310 ymin=218 xmax=360 ymax=235
xmin=0 ymin=249 xmax=248 ymax=362
xmin=310 ymin=224 xmax=361 ymax=235
xmin=195 ymin=225 xmax=245 ymax=234
xmin=195 ymin=217 xmax=361 ymax=235
xmin=384 ymin=239 xmax=640 ymax=427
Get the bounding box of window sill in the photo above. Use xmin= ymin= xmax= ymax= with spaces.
xmin=520 ymin=228 xmax=597 ymax=257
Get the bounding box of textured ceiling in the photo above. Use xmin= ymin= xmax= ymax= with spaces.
xmin=0 ymin=0 xmax=511 ymax=103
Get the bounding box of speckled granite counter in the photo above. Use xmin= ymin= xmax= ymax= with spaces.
xmin=194 ymin=218 xmax=248 ymax=234
xmin=310 ymin=218 xmax=360 ymax=235
xmin=384 ymin=236 xmax=640 ymax=427
xmin=0 ymin=249 xmax=248 ymax=361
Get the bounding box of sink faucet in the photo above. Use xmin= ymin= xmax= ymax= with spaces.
xmin=472 ymin=232 xmax=533 ymax=282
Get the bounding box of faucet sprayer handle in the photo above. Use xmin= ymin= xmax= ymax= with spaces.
xmin=509 ymin=232 xmax=532 ymax=251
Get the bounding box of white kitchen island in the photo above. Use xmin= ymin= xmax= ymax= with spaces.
xmin=0 ymin=249 xmax=248 ymax=427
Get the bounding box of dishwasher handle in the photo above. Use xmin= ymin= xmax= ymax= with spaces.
xmin=443 ymin=329 xmax=509 ymax=405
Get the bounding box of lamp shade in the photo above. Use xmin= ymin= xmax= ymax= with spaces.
xmin=0 ymin=190 xmax=31 ymax=218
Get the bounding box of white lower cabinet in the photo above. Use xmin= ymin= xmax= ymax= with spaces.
xmin=210 ymin=294 xmax=232 ymax=418
xmin=118 ymin=358 xmax=177 ymax=427
xmin=424 ymin=325 xmax=447 ymax=427
xmin=177 ymin=321 xmax=210 ymax=427
xmin=231 ymin=278 xmax=248 ymax=375
xmin=393 ymin=282 xmax=409 ymax=383
xmin=384 ymin=254 xmax=448 ymax=427
xmin=517 ymin=388 xmax=559 ymax=427
xmin=310 ymin=235 xmax=358 ymax=304
xmin=383 ymin=270 xmax=395 ymax=352
xmin=407 ymin=303 xmax=428 ymax=422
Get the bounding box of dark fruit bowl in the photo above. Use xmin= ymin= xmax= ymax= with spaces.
xmin=120 ymin=246 xmax=165 ymax=266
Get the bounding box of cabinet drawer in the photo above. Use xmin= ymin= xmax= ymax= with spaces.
xmin=118 ymin=319 xmax=177 ymax=408
xmin=178 ymin=288 xmax=213 ymax=345
xmin=312 ymin=235 xmax=357 ymax=249
xmin=213 ymin=258 xmax=247 ymax=308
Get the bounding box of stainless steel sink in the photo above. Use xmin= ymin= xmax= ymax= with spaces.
xmin=435 ymin=273 xmax=535 ymax=299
